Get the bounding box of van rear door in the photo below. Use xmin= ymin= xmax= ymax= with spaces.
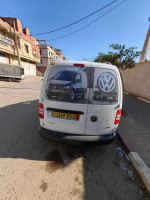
xmin=42 ymin=62 xmax=91 ymax=135
xmin=85 ymin=63 xmax=120 ymax=135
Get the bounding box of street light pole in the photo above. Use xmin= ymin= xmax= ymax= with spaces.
xmin=139 ymin=18 xmax=150 ymax=63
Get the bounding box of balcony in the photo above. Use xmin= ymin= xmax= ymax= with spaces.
xmin=19 ymin=50 xmax=40 ymax=63
xmin=0 ymin=40 xmax=17 ymax=55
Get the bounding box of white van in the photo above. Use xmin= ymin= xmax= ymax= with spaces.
xmin=39 ymin=61 xmax=123 ymax=144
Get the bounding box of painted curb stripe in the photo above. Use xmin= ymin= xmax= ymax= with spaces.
xmin=123 ymin=92 xmax=150 ymax=104
xmin=117 ymin=130 xmax=150 ymax=194
xmin=138 ymin=97 xmax=150 ymax=104
xmin=123 ymin=92 xmax=129 ymax=95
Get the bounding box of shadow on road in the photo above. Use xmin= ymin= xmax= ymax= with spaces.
xmin=0 ymin=100 xmax=145 ymax=199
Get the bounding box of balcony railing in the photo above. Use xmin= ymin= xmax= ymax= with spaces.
xmin=0 ymin=41 xmax=40 ymax=63
xmin=0 ymin=40 xmax=16 ymax=54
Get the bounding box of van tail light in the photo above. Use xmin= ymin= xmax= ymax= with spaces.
xmin=73 ymin=63 xmax=84 ymax=67
xmin=39 ymin=103 xmax=44 ymax=119
xmin=114 ymin=109 xmax=122 ymax=125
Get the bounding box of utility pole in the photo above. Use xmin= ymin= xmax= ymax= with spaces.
xmin=13 ymin=20 xmax=21 ymax=65
xmin=139 ymin=18 xmax=150 ymax=63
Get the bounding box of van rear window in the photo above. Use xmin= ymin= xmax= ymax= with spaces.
xmin=45 ymin=65 xmax=118 ymax=105
xmin=45 ymin=65 xmax=90 ymax=104
xmin=91 ymin=68 xmax=118 ymax=105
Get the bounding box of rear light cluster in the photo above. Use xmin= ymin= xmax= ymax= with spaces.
xmin=114 ymin=109 xmax=122 ymax=125
xmin=39 ymin=103 xmax=44 ymax=119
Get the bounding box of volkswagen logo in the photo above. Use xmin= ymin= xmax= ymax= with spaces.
xmin=91 ymin=116 xmax=98 ymax=122
xmin=97 ymin=72 xmax=116 ymax=94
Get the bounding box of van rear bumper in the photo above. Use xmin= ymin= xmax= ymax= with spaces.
xmin=39 ymin=126 xmax=116 ymax=145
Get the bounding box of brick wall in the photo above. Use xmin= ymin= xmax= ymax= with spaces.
xmin=23 ymin=27 xmax=30 ymax=36
xmin=0 ymin=17 xmax=40 ymax=59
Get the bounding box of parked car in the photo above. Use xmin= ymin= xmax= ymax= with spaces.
xmin=46 ymin=70 xmax=87 ymax=100
xmin=39 ymin=61 xmax=123 ymax=145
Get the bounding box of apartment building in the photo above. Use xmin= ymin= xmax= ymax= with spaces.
xmin=36 ymin=40 xmax=63 ymax=73
xmin=0 ymin=17 xmax=40 ymax=76
xmin=55 ymin=49 xmax=63 ymax=60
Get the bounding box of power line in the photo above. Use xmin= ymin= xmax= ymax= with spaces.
xmin=47 ymin=0 xmax=126 ymax=41
xmin=32 ymin=0 xmax=118 ymax=36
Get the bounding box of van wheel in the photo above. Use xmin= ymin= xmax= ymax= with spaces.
xmin=70 ymin=90 xmax=75 ymax=100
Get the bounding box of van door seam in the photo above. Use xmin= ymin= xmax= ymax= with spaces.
xmin=84 ymin=62 xmax=92 ymax=135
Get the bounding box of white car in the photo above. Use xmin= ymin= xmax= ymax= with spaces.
xmin=39 ymin=61 xmax=123 ymax=144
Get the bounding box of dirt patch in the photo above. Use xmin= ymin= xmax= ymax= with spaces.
xmin=39 ymin=182 xmax=48 ymax=192
xmin=71 ymin=188 xmax=81 ymax=196
xmin=75 ymin=176 xmax=79 ymax=182
xmin=45 ymin=149 xmax=64 ymax=173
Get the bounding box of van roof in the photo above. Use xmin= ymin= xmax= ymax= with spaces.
xmin=51 ymin=61 xmax=118 ymax=71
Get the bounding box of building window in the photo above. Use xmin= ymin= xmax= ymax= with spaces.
xmin=41 ymin=59 xmax=42 ymax=63
xmin=0 ymin=37 xmax=13 ymax=45
xmin=0 ymin=52 xmax=5 ymax=57
xmin=34 ymin=49 xmax=36 ymax=56
xmin=25 ymin=44 xmax=29 ymax=53
xmin=49 ymin=52 xmax=50 ymax=56
xmin=40 ymin=50 xmax=42 ymax=54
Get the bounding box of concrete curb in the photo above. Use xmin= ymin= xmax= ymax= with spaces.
xmin=117 ymin=130 xmax=150 ymax=194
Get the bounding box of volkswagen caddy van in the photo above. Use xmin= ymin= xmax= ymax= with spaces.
xmin=39 ymin=61 xmax=123 ymax=144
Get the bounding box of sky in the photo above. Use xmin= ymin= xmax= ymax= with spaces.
xmin=0 ymin=0 xmax=150 ymax=61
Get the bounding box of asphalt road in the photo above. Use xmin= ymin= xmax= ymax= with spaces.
xmin=0 ymin=77 xmax=148 ymax=200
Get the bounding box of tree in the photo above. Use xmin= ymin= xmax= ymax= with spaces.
xmin=94 ymin=44 xmax=141 ymax=70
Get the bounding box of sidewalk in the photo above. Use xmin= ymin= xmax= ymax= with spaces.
xmin=118 ymin=94 xmax=150 ymax=168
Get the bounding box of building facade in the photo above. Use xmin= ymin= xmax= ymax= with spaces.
xmin=36 ymin=40 xmax=65 ymax=74
xmin=0 ymin=17 xmax=40 ymax=76
xmin=55 ymin=49 xmax=63 ymax=60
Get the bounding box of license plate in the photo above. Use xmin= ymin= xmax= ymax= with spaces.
xmin=51 ymin=111 xmax=79 ymax=121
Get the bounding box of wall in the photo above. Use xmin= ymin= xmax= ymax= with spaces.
xmin=120 ymin=61 xmax=150 ymax=100
xmin=0 ymin=54 xmax=8 ymax=63
xmin=10 ymin=55 xmax=18 ymax=65
xmin=21 ymin=61 xmax=36 ymax=76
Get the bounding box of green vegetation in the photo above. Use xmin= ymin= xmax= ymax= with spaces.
xmin=94 ymin=44 xmax=141 ymax=70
